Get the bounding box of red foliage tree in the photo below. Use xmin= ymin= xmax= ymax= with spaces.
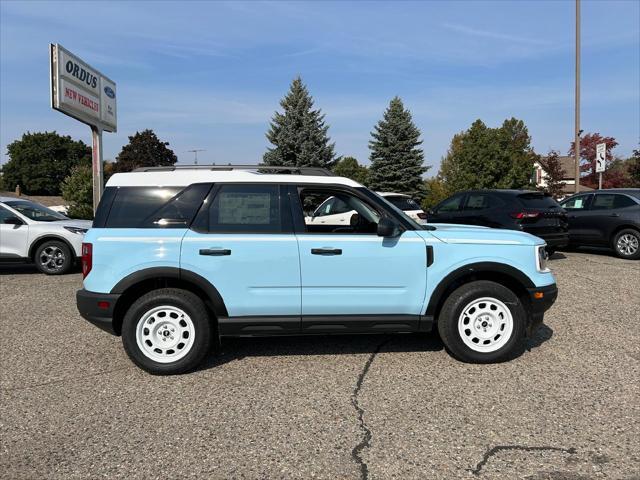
xmin=569 ymin=133 xmax=619 ymax=189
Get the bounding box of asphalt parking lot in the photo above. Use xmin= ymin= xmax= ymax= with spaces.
xmin=1 ymin=251 xmax=639 ymax=479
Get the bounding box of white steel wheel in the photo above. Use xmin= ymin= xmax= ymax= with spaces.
xmin=135 ymin=305 xmax=195 ymax=363
xmin=457 ymin=297 xmax=514 ymax=353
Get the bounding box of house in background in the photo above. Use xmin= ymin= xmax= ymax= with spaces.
xmin=533 ymin=155 xmax=594 ymax=198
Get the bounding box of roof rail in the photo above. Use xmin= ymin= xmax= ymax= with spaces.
xmin=132 ymin=164 xmax=336 ymax=176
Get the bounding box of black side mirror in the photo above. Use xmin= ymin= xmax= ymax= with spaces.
xmin=4 ymin=216 xmax=23 ymax=226
xmin=428 ymin=209 xmax=435 ymax=215
xmin=377 ymin=217 xmax=400 ymax=237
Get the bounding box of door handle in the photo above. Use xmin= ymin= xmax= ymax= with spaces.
xmin=311 ymin=248 xmax=342 ymax=255
xmin=609 ymin=213 xmax=620 ymax=217
xmin=199 ymin=248 xmax=231 ymax=256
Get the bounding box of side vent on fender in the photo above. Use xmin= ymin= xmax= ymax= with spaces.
xmin=426 ymin=245 xmax=434 ymax=267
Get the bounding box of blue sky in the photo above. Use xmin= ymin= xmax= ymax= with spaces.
xmin=1 ymin=0 xmax=638 ymax=174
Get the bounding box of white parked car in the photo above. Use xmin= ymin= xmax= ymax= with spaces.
xmin=306 ymin=192 xmax=427 ymax=227
xmin=377 ymin=192 xmax=428 ymax=224
xmin=0 ymin=197 xmax=92 ymax=274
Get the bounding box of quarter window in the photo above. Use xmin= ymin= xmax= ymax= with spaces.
xmin=105 ymin=187 xmax=183 ymax=228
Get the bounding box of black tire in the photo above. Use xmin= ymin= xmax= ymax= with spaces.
xmin=34 ymin=240 xmax=73 ymax=275
xmin=612 ymin=228 xmax=640 ymax=260
xmin=122 ymin=288 xmax=213 ymax=375
xmin=437 ymin=280 xmax=526 ymax=363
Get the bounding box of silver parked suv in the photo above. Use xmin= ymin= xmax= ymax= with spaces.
xmin=0 ymin=197 xmax=91 ymax=274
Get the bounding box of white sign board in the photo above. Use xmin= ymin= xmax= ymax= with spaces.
xmin=49 ymin=44 xmax=117 ymax=132
xmin=596 ymin=143 xmax=606 ymax=173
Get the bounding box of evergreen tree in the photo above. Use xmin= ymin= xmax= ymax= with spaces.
xmin=333 ymin=156 xmax=369 ymax=185
xmin=113 ymin=129 xmax=177 ymax=173
xmin=263 ymin=77 xmax=338 ymax=168
xmin=61 ymin=165 xmax=94 ymax=219
xmin=368 ymin=97 xmax=428 ymax=200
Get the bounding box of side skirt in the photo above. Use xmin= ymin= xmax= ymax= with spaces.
xmin=219 ymin=314 xmax=434 ymax=336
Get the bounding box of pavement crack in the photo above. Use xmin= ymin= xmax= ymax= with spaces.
xmin=0 ymin=367 xmax=129 ymax=392
xmin=351 ymin=339 xmax=388 ymax=480
xmin=469 ymin=445 xmax=577 ymax=476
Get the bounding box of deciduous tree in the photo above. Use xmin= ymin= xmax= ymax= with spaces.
xmin=333 ymin=156 xmax=369 ymax=185
xmin=540 ymin=150 xmax=566 ymax=198
xmin=2 ymin=131 xmax=91 ymax=195
xmin=568 ymin=132 xmax=618 ymax=188
xmin=368 ymin=97 xmax=428 ymax=200
xmin=113 ymin=129 xmax=177 ymax=173
xmin=438 ymin=118 xmax=537 ymax=191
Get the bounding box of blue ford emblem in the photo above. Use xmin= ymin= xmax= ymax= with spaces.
xmin=104 ymin=86 xmax=115 ymax=99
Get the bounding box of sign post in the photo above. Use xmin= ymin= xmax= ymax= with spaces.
xmin=596 ymin=142 xmax=606 ymax=190
xmin=50 ymin=44 xmax=116 ymax=213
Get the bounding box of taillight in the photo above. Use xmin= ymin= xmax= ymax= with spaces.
xmin=510 ymin=211 xmax=540 ymax=219
xmin=417 ymin=212 xmax=428 ymax=219
xmin=81 ymin=243 xmax=92 ymax=278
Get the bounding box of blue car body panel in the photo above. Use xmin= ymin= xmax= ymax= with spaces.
xmin=297 ymin=230 xmax=428 ymax=315
xmin=83 ymin=228 xmax=186 ymax=293
xmin=180 ymin=231 xmax=302 ymax=317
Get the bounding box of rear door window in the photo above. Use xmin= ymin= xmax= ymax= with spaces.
xmin=561 ymin=194 xmax=591 ymax=210
xmin=436 ymin=194 xmax=464 ymax=213
xmin=463 ymin=194 xmax=502 ymax=211
xmin=208 ymin=184 xmax=283 ymax=233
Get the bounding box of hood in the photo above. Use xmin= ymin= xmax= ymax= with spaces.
xmin=50 ymin=219 xmax=93 ymax=229
xmin=418 ymin=223 xmax=543 ymax=246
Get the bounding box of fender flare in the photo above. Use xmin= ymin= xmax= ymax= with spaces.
xmin=29 ymin=234 xmax=77 ymax=259
xmin=425 ymin=262 xmax=535 ymax=317
xmin=111 ymin=267 xmax=229 ymax=318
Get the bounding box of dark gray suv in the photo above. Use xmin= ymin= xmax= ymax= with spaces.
xmin=560 ymin=189 xmax=640 ymax=259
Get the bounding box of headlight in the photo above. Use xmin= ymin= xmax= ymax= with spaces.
xmin=536 ymin=245 xmax=549 ymax=272
xmin=64 ymin=226 xmax=88 ymax=235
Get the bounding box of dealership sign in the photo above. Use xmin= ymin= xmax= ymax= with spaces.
xmin=49 ymin=44 xmax=117 ymax=132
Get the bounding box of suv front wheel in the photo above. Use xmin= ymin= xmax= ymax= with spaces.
xmin=438 ymin=281 xmax=526 ymax=363
xmin=122 ymin=288 xmax=213 ymax=375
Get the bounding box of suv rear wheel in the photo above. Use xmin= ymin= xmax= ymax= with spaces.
xmin=122 ymin=288 xmax=212 ymax=375
xmin=437 ymin=280 xmax=525 ymax=363
xmin=613 ymin=229 xmax=640 ymax=260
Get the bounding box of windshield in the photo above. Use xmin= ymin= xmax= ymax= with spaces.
xmin=5 ymin=200 xmax=68 ymax=222
xmin=384 ymin=195 xmax=421 ymax=211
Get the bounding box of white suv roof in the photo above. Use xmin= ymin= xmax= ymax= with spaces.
xmin=106 ymin=166 xmax=362 ymax=188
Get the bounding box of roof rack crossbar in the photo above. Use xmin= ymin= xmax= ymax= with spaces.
xmin=133 ymin=165 xmax=336 ymax=176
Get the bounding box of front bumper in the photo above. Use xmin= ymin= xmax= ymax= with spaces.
xmin=76 ymin=289 xmax=120 ymax=335
xmin=526 ymin=283 xmax=558 ymax=335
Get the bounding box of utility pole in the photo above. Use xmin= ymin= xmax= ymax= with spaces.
xmin=187 ymin=149 xmax=205 ymax=165
xmin=574 ymin=0 xmax=581 ymax=193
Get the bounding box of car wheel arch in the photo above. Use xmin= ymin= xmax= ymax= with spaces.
xmin=610 ymin=224 xmax=639 ymax=243
xmin=110 ymin=267 xmax=228 ymax=336
xmin=425 ymin=262 xmax=535 ymax=322
xmin=28 ymin=235 xmax=76 ymax=262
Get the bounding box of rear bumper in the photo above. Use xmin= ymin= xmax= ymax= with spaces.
xmin=76 ymin=289 xmax=120 ymax=335
xmin=538 ymin=233 xmax=569 ymax=248
xmin=526 ymin=283 xmax=558 ymax=335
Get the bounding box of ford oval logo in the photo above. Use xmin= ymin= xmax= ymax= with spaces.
xmin=104 ymin=86 xmax=115 ymax=99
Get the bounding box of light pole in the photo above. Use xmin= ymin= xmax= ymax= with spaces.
xmin=574 ymin=0 xmax=581 ymax=194
xmin=187 ymin=149 xmax=206 ymax=165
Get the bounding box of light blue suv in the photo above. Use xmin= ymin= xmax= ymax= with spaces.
xmin=77 ymin=166 xmax=557 ymax=374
